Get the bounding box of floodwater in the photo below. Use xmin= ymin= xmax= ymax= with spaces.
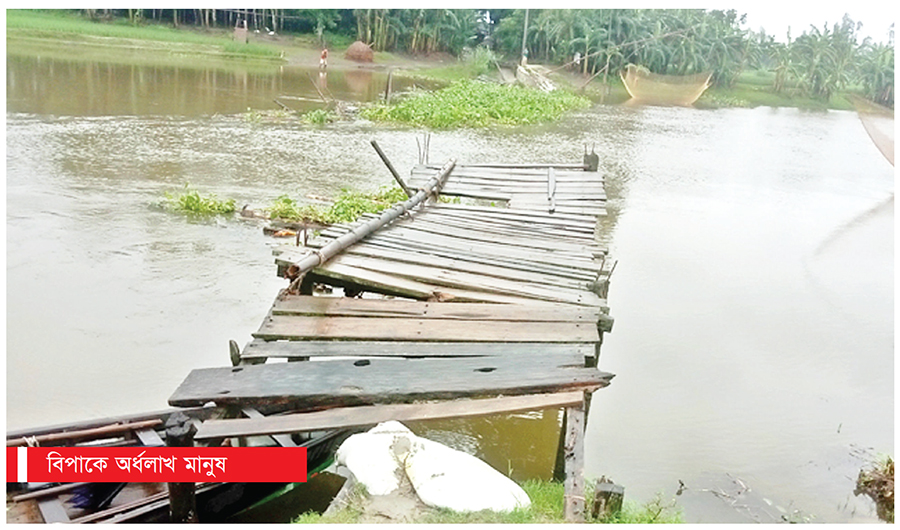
xmin=5 ymin=47 xmax=894 ymax=523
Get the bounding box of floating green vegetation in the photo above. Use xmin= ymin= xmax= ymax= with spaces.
xmin=361 ymin=80 xmax=592 ymax=128
xmin=293 ymin=479 xmax=683 ymax=524
xmin=269 ymin=187 xmax=409 ymax=225
xmin=243 ymin=108 xmax=294 ymax=124
xmin=7 ymin=9 xmax=283 ymax=60
xmin=301 ymin=109 xmax=339 ymax=125
xmin=162 ymin=184 xmax=236 ymax=214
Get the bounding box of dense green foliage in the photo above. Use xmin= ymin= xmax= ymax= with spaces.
xmin=362 ymin=80 xmax=591 ymax=128
xmin=293 ymin=479 xmax=683 ymax=524
xmin=163 ymin=184 xmax=236 ymax=214
xmin=269 ymin=187 xmax=408 ymax=225
xmin=12 ymin=8 xmax=893 ymax=107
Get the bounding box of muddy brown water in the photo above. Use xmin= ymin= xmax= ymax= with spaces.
xmin=6 ymin=47 xmax=893 ymax=522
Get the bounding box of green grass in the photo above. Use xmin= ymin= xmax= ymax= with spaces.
xmin=162 ymin=184 xmax=236 ymax=214
xmin=7 ymin=9 xmax=283 ymax=59
xmin=294 ymin=479 xmax=683 ymax=524
xmin=269 ymin=187 xmax=409 ymax=225
xmin=362 ymin=79 xmax=592 ymax=128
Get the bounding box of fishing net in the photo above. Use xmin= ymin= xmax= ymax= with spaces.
xmin=620 ymin=64 xmax=712 ymax=105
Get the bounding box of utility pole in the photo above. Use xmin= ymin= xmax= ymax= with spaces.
xmin=521 ymin=9 xmax=530 ymax=64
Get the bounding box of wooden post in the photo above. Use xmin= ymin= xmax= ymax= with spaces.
xmin=165 ymin=412 xmax=198 ymax=523
xmin=563 ymin=400 xmax=586 ymax=522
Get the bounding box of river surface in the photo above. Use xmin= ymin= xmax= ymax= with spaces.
xmin=5 ymin=47 xmax=893 ymax=522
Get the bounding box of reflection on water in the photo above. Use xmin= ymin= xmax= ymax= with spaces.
xmin=6 ymin=51 xmax=417 ymax=116
xmin=5 ymin=44 xmax=894 ymax=523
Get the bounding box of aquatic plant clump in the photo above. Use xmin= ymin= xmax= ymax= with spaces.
xmin=361 ymin=80 xmax=592 ymax=128
xmin=269 ymin=187 xmax=409 ymax=225
xmin=855 ymin=456 xmax=894 ymax=523
xmin=163 ymin=184 xmax=236 ymax=214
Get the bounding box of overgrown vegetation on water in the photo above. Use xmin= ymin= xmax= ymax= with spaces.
xmin=293 ymin=479 xmax=683 ymax=524
xmin=362 ymin=80 xmax=591 ymax=128
xmin=7 ymin=10 xmax=282 ymax=59
xmin=855 ymin=455 xmax=894 ymax=523
xmin=269 ymin=187 xmax=409 ymax=225
xmin=162 ymin=184 xmax=236 ymax=214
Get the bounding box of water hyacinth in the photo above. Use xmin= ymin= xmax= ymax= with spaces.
xmin=362 ymin=80 xmax=591 ymax=128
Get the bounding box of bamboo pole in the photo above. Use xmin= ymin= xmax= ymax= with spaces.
xmin=288 ymin=160 xmax=456 ymax=286
xmin=370 ymin=140 xmax=414 ymax=198
xmin=7 ymin=419 xmax=163 ymax=447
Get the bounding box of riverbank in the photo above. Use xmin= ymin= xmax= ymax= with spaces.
xmin=9 ymin=9 xmax=883 ymax=113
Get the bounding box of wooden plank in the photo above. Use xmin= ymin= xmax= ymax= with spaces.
xmin=294 ymin=234 xmax=602 ymax=282
xmin=323 ymin=220 xmax=596 ymax=258
xmin=254 ymin=314 xmax=599 ymax=343
xmin=306 ymin=262 xmax=544 ymax=304
xmin=38 ymin=498 xmax=70 ymax=523
xmin=316 ymin=226 xmax=602 ymax=273
xmin=360 ymin=210 xmax=598 ymax=241
xmin=428 ymin=203 xmax=598 ymax=228
xmin=320 ymin=242 xmax=591 ymax=291
xmin=320 ymin=253 xmax=603 ymax=307
xmin=241 ymin=408 xmax=297 ymax=447
xmin=271 ymin=296 xmax=602 ymax=322
xmin=416 ymin=210 xmax=597 ymax=240
xmin=135 ymin=428 xmax=165 ymax=447
xmin=168 ymin=352 xmax=614 ymax=409
xmin=195 ymin=391 xmax=591 ymax=441
xmin=241 ymin=339 xmax=597 ymax=360
xmin=564 ymin=402 xmax=586 ymax=522
xmin=384 ymin=216 xmax=599 ymax=254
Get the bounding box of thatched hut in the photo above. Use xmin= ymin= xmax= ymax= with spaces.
xmin=345 ymin=41 xmax=374 ymax=63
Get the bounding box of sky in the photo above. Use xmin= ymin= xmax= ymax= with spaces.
xmin=731 ymin=1 xmax=896 ymax=43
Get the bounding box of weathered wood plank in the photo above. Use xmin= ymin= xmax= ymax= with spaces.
xmin=271 ymin=295 xmax=602 ymax=322
xmin=315 ymin=243 xmax=591 ymax=291
xmin=168 ymin=352 xmax=614 ymax=409
xmin=195 ymin=391 xmax=590 ymax=441
xmin=306 ymin=262 xmax=548 ymax=304
xmin=282 ymin=239 xmax=599 ymax=284
xmin=320 ymin=253 xmax=603 ymax=306
xmin=416 ymin=210 xmax=597 ymax=240
xmin=241 ymin=408 xmax=297 ymax=447
xmin=322 ymin=221 xmax=596 ymax=258
xmin=38 ymin=498 xmax=70 ymax=523
xmin=383 ymin=216 xmax=599 ymax=254
xmin=564 ymin=402 xmax=586 ymax=522
xmin=316 ymin=226 xmax=602 ymax=273
xmin=241 ymin=339 xmax=597 ymax=360
xmin=254 ymin=314 xmax=599 ymax=343
xmin=428 ymin=203 xmax=598 ymax=228
xmin=360 ymin=210 xmax=598 ymax=241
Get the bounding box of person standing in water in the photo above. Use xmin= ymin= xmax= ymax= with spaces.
xmin=320 ymin=48 xmax=328 ymax=69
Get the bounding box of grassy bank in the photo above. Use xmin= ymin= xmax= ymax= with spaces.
xmin=294 ymin=479 xmax=683 ymax=524
xmin=698 ymin=70 xmax=856 ymax=110
xmin=7 ymin=9 xmax=283 ymax=60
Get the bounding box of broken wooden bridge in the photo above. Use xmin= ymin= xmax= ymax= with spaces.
xmin=168 ymin=149 xmax=616 ymax=521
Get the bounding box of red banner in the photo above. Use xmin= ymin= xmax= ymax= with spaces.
xmin=7 ymin=447 xmax=306 ymax=483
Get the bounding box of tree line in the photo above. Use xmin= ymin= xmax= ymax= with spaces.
xmin=82 ymin=9 xmax=894 ymax=107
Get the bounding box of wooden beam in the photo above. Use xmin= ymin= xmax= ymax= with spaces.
xmin=241 ymin=339 xmax=596 ymax=360
xmin=168 ymin=352 xmax=613 ymax=409
xmin=7 ymin=419 xmax=163 ymax=447
xmin=195 ymin=391 xmax=591 ymax=441
xmin=563 ymin=400 xmax=586 ymax=522
xmin=253 ymin=314 xmax=599 ymax=343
